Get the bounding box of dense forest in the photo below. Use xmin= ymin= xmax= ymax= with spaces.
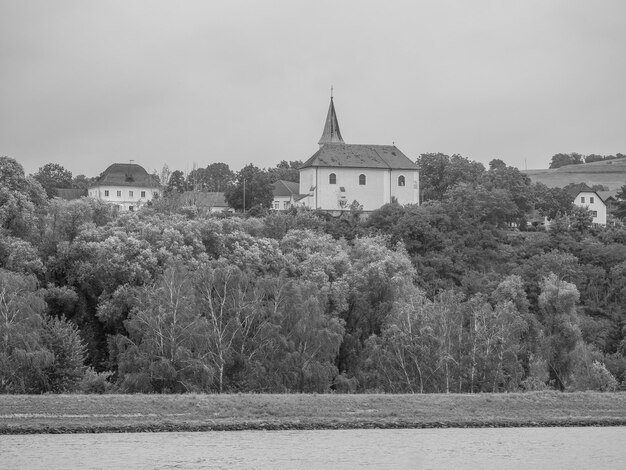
xmin=2 ymin=154 xmax=626 ymax=394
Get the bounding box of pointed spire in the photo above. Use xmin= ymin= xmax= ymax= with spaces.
xmin=318 ymin=89 xmax=344 ymax=146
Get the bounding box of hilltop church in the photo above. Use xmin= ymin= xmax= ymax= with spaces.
xmin=298 ymin=95 xmax=420 ymax=211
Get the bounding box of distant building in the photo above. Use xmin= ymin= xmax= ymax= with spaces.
xmin=571 ymin=184 xmax=607 ymax=225
xmin=299 ymin=96 xmax=419 ymax=212
xmin=598 ymin=190 xmax=619 ymax=217
xmin=271 ymin=180 xmax=306 ymax=210
xmin=174 ymin=191 xmax=232 ymax=213
xmin=52 ymin=188 xmax=88 ymax=200
xmin=89 ymin=163 xmax=160 ymax=211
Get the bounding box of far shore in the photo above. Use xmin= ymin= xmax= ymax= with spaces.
xmin=1 ymin=392 xmax=625 ymax=435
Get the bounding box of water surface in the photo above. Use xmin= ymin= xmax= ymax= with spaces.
xmin=1 ymin=427 xmax=625 ymax=469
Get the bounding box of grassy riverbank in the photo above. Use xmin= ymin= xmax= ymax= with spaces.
xmin=1 ymin=392 xmax=625 ymax=434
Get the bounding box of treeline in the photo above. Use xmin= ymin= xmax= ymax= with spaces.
xmin=549 ymin=152 xmax=626 ymax=169
xmin=1 ymin=155 xmax=626 ymax=394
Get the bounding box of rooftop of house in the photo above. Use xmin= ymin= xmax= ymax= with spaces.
xmin=272 ymin=180 xmax=300 ymax=197
xmin=302 ymin=143 xmax=418 ymax=171
xmin=175 ymin=191 xmax=229 ymax=208
xmin=91 ymin=163 xmax=160 ymax=188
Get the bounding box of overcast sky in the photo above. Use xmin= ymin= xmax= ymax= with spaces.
xmin=1 ymin=0 xmax=625 ymax=178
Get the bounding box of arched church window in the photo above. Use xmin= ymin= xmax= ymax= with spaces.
xmin=359 ymin=174 xmax=366 ymax=185
xmin=329 ymin=173 xmax=337 ymax=184
xmin=398 ymin=175 xmax=405 ymax=186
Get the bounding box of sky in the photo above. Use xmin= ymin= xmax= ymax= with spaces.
xmin=1 ymin=0 xmax=625 ymax=179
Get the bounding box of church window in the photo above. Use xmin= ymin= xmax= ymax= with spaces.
xmin=359 ymin=174 xmax=366 ymax=185
xmin=398 ymin=175 xmax=405 ymax=186
xmin=329 ymin=173 xmax=337 ymax=184
xmin=104 ymin=190 xmax=109 ymax=197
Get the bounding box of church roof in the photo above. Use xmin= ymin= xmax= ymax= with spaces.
xmin=301 ymin=143 xmax=418 ymax=171
xmin=318 ymin=97 xmax=344 ymax=145
xmin=92 ymin=163 xmax=159 ymax=188
xmin=272 ymin=180 xmax=300 ymax=197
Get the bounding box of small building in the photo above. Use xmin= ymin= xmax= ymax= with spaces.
xmin=175 ymin=191 xmax=232 ymax=213
xmin=271 ymin=180 xmax=306 ymax=210
xmin=89 ymin=163 xmax=160 ymax=211
xmin=299 ymin=96 xmax=419 ymax=212
xmin=573 ymin=187 xmax=607 ymax=225
xmin=598 ymin=190 xmax=619 ymax=217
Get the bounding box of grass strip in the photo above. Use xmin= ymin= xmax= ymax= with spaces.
xmin=1 ymin=391 xmax=625 ymax=434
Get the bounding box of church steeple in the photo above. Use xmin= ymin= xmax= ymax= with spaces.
xmin=318 ymin=89 xmax=344 ymax=146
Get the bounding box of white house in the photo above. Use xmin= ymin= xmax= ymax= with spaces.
xmin=299 ymin=96 xmax=419 ymax=211
xmin=89 ymin=163 xmax=161 ymax=211
xmin=573 ymin=189 xmax=607 ymax=225
xmin=272 ymin=180 xmax=307 ymax=210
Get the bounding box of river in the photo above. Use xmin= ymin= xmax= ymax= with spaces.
xmin=1 ymin=427 xmax=625 ymax=469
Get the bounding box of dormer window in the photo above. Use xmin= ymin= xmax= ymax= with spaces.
xmin=359 ymin=174 xmax=366 ymax=185
xmin=329 ymin=173 xmax=337 ymax=184
xmin=398 ymin=175 xmax=405 ymax=186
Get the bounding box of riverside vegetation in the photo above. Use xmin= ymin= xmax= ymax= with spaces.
xmin=2 ymin=154 xmax=626 ymax=395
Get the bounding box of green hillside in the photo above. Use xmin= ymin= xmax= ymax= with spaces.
xmin=523 ymin=159 xmax=626 ymax=190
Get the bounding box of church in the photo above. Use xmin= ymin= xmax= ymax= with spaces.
xmin=299 ymin=95 xmax=420 ymax=211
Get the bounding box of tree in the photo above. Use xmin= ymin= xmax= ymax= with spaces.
xmin=538 ymin=273 xmax=582 ymax=390
xmin=416 ymin=153 xmax=485 ymax=201
xmin=549 ymin=153 xmax=584 ymax=169
xmin=205 ymin=163 xmax=235 ymax=192
xmin=114 ymin=265 xmax=213 ymax=393
xmin=267 ymin=160 xmax=302 ymax=184
xmin=0 ymin=157 xmax=47 ymax=239
xmin=224 ymin=164 xmax=273 ymax=212
xmin=166 ymin=170 xmax=187 ymax=194
xmin=33 ymin=163 xmax=73 ymax=198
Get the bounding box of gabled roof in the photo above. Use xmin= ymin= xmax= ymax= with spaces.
xmin=176 ymin=191 xmax=229 ymax=208
xmin=565 ymin=183 xmax=594 ymax=198
xmin=318 ymin=97 xmax=344 ymax=145
xmin=53 ymin=188 xmax=88 ymax=200
xmin=272 ymin=180 xmax=300 ymax=197
xmin=91 ymin=163 xmax=159 ymax=188
xmin=597 ymin=190 xmax=619 ymax=202
xmin=301 ymin=143 xmax=418 ymax=170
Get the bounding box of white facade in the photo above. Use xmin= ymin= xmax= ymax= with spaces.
xmin=88 ymin=186 xmax=160 ymax=211
xmin=300 ymin=166 xmax=419 ymax=211
xmin=574 ymin=191 xmax=607 ymax=225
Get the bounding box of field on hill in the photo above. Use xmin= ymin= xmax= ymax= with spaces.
xmin=1 ymin=392 xmax=626 ymax=434
xmin=524 ymin=159 xmax=626 ymax=189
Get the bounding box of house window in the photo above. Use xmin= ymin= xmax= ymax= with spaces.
xmin=104 ymin=190 xmax=109 ymax=197
xmin=153 ymin=191 xmax=159 ymax=197
xmin=141 ymin=191 xmax=146 ymax=198
xmin=283 ymin=201 xmax=289 ymax=209
xmin=273 ymin=201 xmax=280 ymax=210
xmin=359 ymin=174 xmax=366 ymax=185
xmin=117 ymin=190 xmax=122 ymax=197
xmin=581 ymin=196 xmax=585 ymax=203
xmin=329 ymin=173 xmax=337 ymax=184
xmin=398 ymin=175 xmax=405 ymax=186
xmin=129 ymin=206 xmax=134 ymax=212
xmin=590 ymin=197 xmax=594 ymax=203
xmin=129 ymin=191 xmax=134 ymax=198
xmin=591 ymin=211 xmax=598 ymax=217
